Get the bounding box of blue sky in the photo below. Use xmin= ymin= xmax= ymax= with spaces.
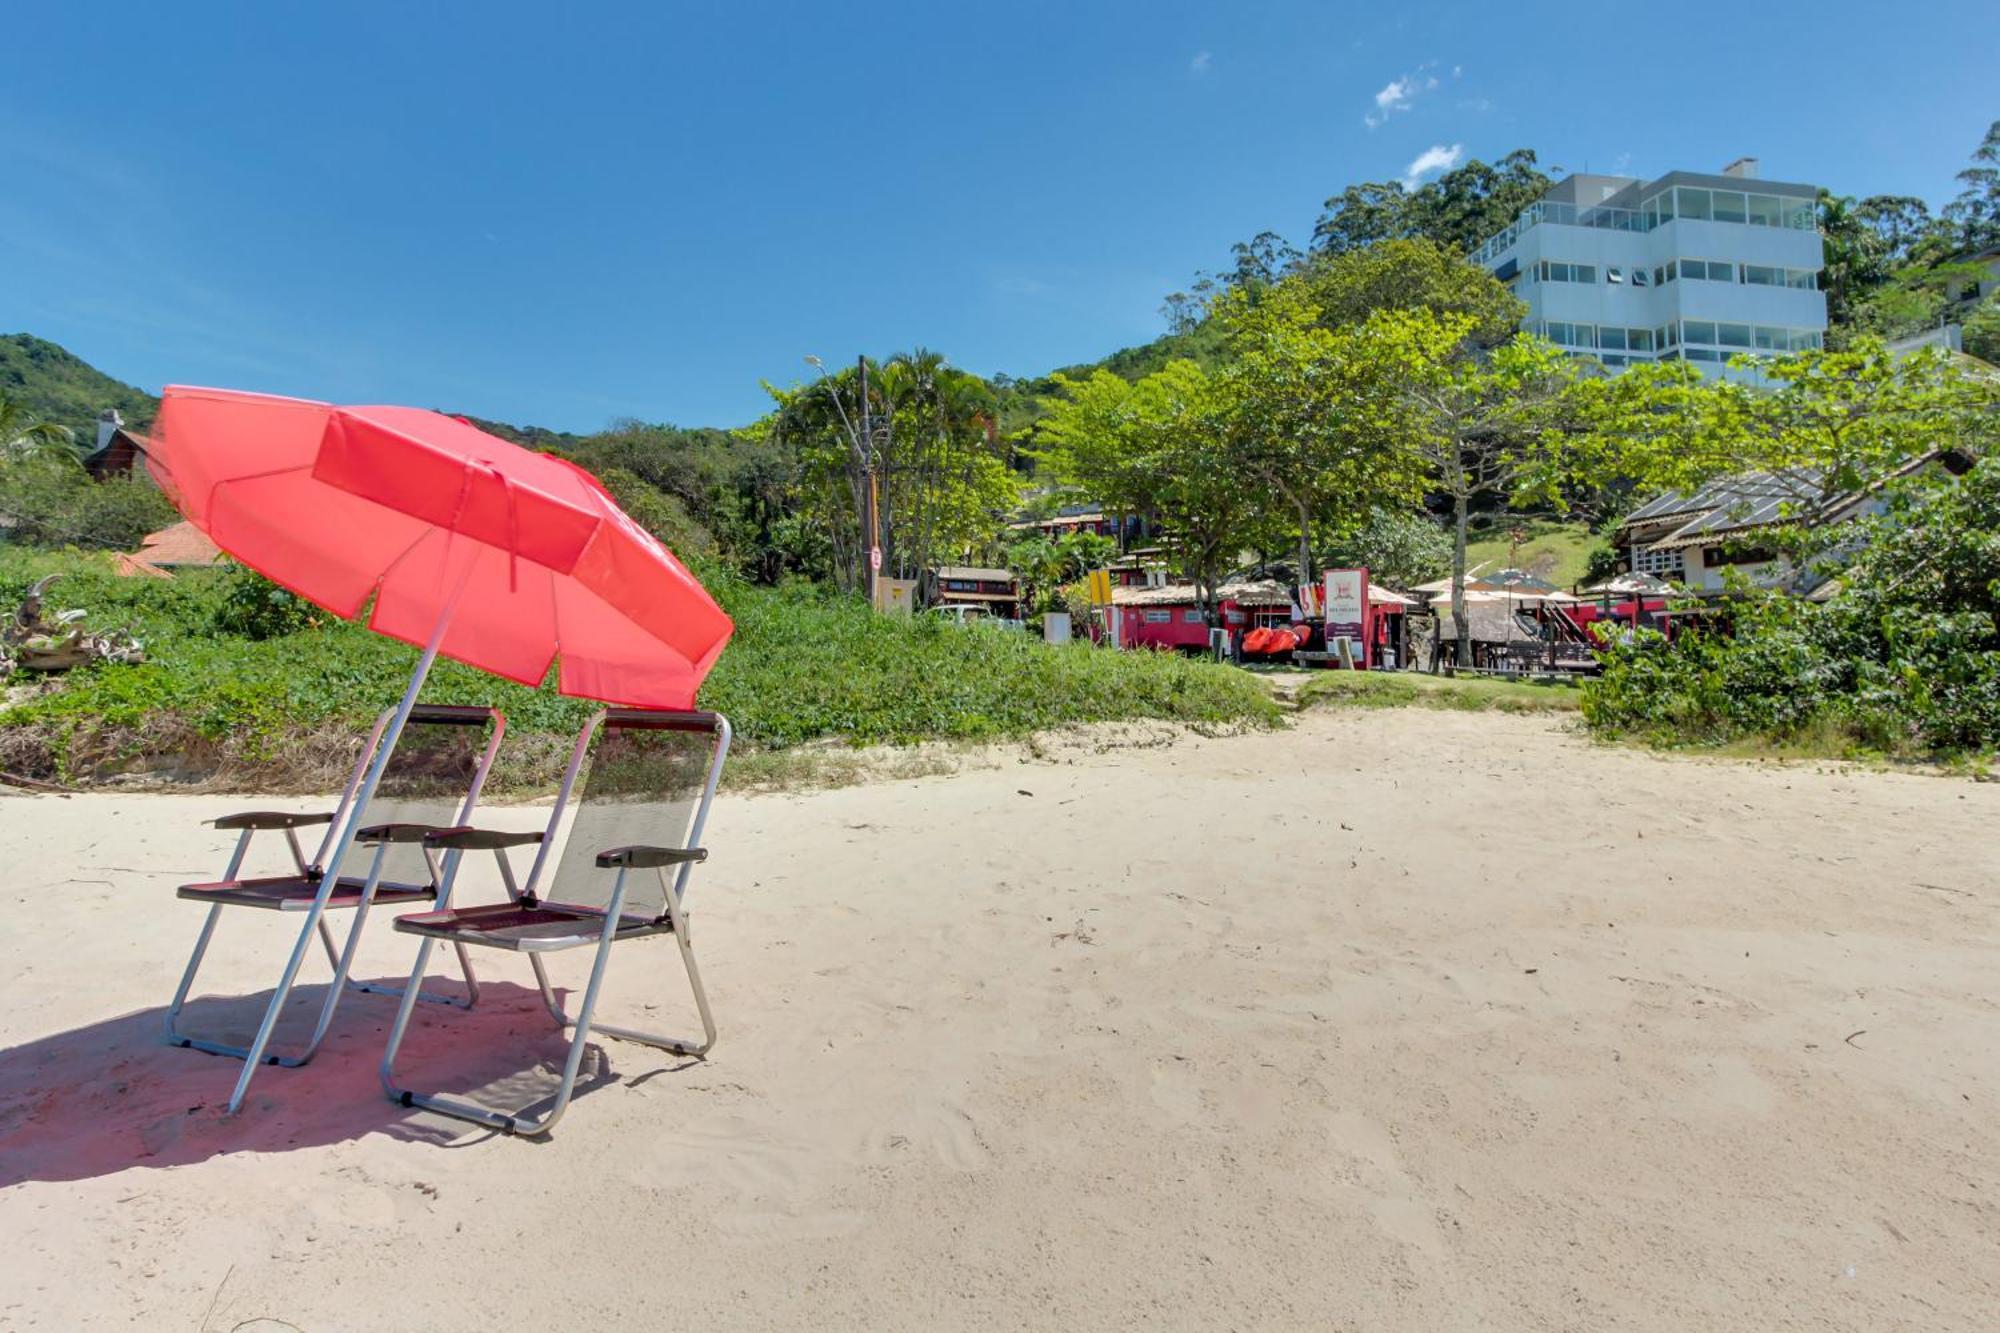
xmin=4 ymin=2 xmax=1995 ymax=432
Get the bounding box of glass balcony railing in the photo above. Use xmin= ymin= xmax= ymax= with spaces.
xmin=1473 ymin=187 xmax=1818 ymax=267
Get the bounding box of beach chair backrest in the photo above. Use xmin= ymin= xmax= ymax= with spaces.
xmin=537 ymin=710 xmax=729 ymax=920
xmin=329 ymin=705 xmax=505 ymax=888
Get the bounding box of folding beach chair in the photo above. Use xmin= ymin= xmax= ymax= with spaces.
xmin=167 ymin=704 xmax=506 ymax=1112
xmin=380 ymin=708 xmax=730 ymax=1136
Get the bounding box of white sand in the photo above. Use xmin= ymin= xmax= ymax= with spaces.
xmin=2 ymin=710 xmax=1996 ymax=1331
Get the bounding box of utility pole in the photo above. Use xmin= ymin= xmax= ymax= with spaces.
xmin=859 ymin=354 xmax=878 ymax=606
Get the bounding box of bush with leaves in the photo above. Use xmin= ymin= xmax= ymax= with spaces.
xmin=0 ymin=455 xmax=177 ymax=550
xmin=210 ymin=567 xmax=323 ymax=640
xmin=1583 ymin=457 xmax=2000 ymax=759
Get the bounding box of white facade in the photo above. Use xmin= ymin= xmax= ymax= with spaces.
xmin=1472 ymin=166 xmax=1828 ymax=381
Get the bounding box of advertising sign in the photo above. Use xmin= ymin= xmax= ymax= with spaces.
xmin=1324 ymin=567 xmax=1370 ymax=669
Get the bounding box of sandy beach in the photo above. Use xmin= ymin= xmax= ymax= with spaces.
xmin=2 ymin=709 xmax=1996 ymax=1331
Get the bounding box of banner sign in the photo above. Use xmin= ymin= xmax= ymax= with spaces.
xmin=1087 ymin=568 xmax=1114 ymax=606
xmin=1325 ymin=567 xmax=1369 ymax=669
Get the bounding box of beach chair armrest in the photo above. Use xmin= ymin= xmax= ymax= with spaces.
xmin=422 ymin=826 xmax=546 ymax=851
xmin=595 ymin=845 xmax=708 ymax=870
xmin=211 ymin=810 xmax=334 ymax=831
xmin=355 ymin=822 xmax=450 ymax=845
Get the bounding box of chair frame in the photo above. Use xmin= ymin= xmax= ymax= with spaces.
xmin=379 ymin=708 xmax=730 ymax=1137
xmin=165 ymin=704 xmax=505 ymax=1113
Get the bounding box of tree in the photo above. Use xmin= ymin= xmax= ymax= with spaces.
xmin=0 ymin=392 xmax=75 ymax=461
xmin=1159 ymin=291 xmax=1201 ymax=335
xmin=1361 ymin=310 xmax=1587 ymax=664
xmin=1944 ymin=119 xmax=2000 ymax=252
xmin=1310 ymin=181 xmax=1411 ymax=256
xmin=1039 ymin=361 xmax=1252 ymax=614
xmin=1320 ymin=509 xmax=1453 ymax=589
xmin=768 ymin=351 xmax=1019 ymax=598
xmin=1225 ymin=231 xmax=1303 ymax=290
xmin=1402 ymin=149 xmax=1553 ymax=257
xmin=1288 ymin=238 xmax=1525 ymax=346
xmin=1308 ymin=149 xmax=1551 ymax=258
xmin=1853 ymin=195 xmax=1943 ymax=266
xmin=1963 ymin=295 xmax=2000 ymax=364
xmin=1586 ymin=338 xmax=2000 ymax=588
xmin=1817 ymin=191 xmax=1893 ymax=330
xmin=1212 ymin=281 xmax=1428 ymax=584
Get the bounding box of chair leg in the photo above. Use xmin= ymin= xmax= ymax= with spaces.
xmin=383 ymin=869 xmax=683 ymax=1137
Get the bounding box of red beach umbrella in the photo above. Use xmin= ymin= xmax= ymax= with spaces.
xmin=148 ymin=384 xmax=735 ymax=886
xmin=149 ymin=385 xmax=732 ymax=709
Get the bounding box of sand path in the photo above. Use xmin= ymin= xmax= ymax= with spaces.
xmin=2 ymin=710 xmax=1996 ymax=1330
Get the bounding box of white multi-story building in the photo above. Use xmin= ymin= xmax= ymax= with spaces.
xmin=1471 ymin=159 xmax=1827 ymax=379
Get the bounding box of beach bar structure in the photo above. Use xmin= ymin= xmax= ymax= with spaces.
xmin=1110 ymin=577 xmax=1413 ymax=665
xmin=929 ymin=565 xmax=1022 ymax=618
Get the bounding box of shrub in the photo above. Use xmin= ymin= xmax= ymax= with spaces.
xmin=1582 ymin=457 xmax=2000 ymax=760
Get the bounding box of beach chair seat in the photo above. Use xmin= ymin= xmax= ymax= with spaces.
xmin=393 ymin=899 xmax=679 ymax=951
xmin=380 ymin=709 xmax=730 ymax=1137
xmin=165 ymin=704 xmax=506 ymax=1113
xmin=178 ymin=873 xmax=440 ymax=912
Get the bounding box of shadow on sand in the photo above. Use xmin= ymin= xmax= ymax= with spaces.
xmin=0 ymin=977 xmax=681 ymax=1187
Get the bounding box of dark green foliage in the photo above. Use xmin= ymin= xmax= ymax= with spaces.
xmin=552 ymin=421 xmax=803 ymax=584
xmin=0 ymin=334 xmax=158 ymax=441
xmin=1311 ymin=149 xmax=1551 ymax=257
xmin=210 ymin=568 xmax=324 ymax=639
xmin=1583 ymin=459 xmax=2000 ymax=759
xmin=1320 ymin=509 xmax=1451 ymax=588
xmin=0 ymin=458 xmax=178 ymax=549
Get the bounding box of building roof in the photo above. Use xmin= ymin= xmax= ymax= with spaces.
xmin=933 ymin=565 xmax=1016 ymax=584
xmin=115 ymin=520 xmax=225 ymax=577
xmin=1620 ymin=451 xmax=1961 ymax=553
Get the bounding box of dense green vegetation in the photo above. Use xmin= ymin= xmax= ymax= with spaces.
xmin=1582 ymin=457 xmax=2000 ymax=762
xmin=0 ymin=550 xmax=1276 ymax=787
xmin=0 ymin=334 xmax=157 ymax=441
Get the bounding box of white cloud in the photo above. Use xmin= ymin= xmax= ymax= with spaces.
xmin=1401 ymin=143 xmax=1464 ymax=189
xmin=1190 ymin=50 xmax=1212 ymax=75
xmin=1363 ymin=62 xmax=1455 ymax=128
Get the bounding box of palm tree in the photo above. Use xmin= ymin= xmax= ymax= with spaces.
xmin=0 ymin=393 xmax=76 ymax=461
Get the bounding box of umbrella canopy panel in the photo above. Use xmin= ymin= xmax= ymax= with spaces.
xmin=150 ymin=386 xmax=732 ymax=709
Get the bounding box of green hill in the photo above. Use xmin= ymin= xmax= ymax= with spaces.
xmin=0 ymin=334 xmax=159 ymax=442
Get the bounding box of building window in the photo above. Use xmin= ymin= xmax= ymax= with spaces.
xmin=1630 ymin=328 xmax=1655 ymax=352
xmin=1703 ymin=544 xmax=1775 ymax=568
xmin=1677 ymin=187 xmax=1712 ymax=220
xmin=1743 ymin=264 xmax=1780 ymax=286
xmin=1632 ymin=268 xmax=1650 ymax=288
xmin=1607 ymin=266 xmax=1623 ymax=284
xmin=1717 ymin=322 xmax=1752 ymax=348
xmin=1600 ymin=327 xmax=1628 ymax=350
xmin=1712 ymin=191 xmax=1748 ymax=224
xmin=1683 ymin=320 xmax=1716 ymax=345
xmin=1144 ymin=610 xmax=1172 ymax=624
xmin=1632 ymin=544 xmax=1685 ymax=577
xmin=1685 ymin=348 xmax=1721 ymax=362
xmin=1182 ymin=610 xmax=1205 ymax=624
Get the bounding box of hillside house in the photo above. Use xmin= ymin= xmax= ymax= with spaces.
xmin=930 ymin=565 xmax=1021 ymax=618
xmin=1612 ymin=450 xmax=1975 ymax=594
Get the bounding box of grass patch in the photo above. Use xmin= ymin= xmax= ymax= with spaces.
xmin=1463 ymin=519 xmax=1606 ymax=589
xmin=1297 ymin=670 xmax=1582 ymax=714
xmin=0 ymin=548 xmax=1278 ymax=789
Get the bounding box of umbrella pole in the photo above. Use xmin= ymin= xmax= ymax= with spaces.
xmin=226 ymin=568 xmax=472 ymax=1113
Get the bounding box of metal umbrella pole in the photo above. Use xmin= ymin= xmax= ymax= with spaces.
xmin=224 ymin=549 xmax=477 ymax=1113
